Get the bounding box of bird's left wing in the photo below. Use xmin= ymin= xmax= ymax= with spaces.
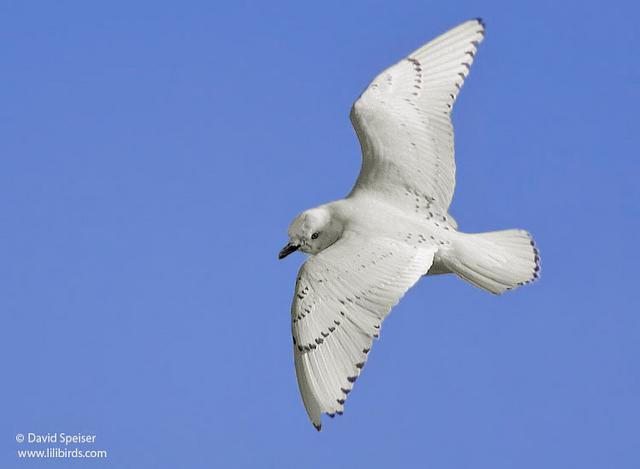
xmin=291 ymin=232 xmax=435 ymax=430
xmin=349 ymin=19 xmax=485 ymax=214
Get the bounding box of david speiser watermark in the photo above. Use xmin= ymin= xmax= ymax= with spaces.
xmin=15 ymin=432 xmax=107 ymax=459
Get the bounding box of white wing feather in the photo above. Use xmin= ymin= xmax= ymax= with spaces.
xmin=349 ymin=19 xmax=485 ymax=213
xmin=291 ymin=233 xmax=435 ymax=429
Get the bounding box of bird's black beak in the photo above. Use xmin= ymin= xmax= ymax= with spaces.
xmin=278 ymin=243 xmax=299 ymax=260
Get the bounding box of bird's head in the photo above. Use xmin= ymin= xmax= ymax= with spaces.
xmin=279 ymin=207 xmax=343 ymax=259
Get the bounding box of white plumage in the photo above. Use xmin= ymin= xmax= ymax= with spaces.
xmin=350 ymin=19 xmax=484 ymax=212
xmin=279 ymin=19 xmax=540 ymax=430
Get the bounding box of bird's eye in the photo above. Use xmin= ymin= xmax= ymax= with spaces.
xmin=311 ymin=232 xmax=319 ymax=240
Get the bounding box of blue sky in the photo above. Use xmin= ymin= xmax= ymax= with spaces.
xmin=1 ymin=1 xmax=639 ymax=467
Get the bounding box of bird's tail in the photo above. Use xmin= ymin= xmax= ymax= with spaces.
xmin=444 ymin=229 xmax=540 ymax=294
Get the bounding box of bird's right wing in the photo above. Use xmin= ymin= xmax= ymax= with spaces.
xmin=349 ymin=19 xmax=485 ymax=215
xmin=290 ymin=232 xmax=436 ymax=430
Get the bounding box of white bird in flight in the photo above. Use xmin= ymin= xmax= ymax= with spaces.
xmin=279 ymin=19 xmax=540 ymax=431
